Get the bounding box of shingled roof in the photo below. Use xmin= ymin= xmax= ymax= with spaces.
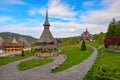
xmin=80 ymin=28 xmax=94 ymax=40
xmin=3 ymin=38 xmax=23 ymax=47
xmin=38 ymin=9 xmax=56 ymax=43
xmin=18 ymin=37 xmax=30 ymax=46
xmin=37 ymin=9 xmax=58 ymax=49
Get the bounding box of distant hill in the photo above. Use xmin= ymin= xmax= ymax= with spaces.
xmin=0 ymin=32 xmax=37 ymax=42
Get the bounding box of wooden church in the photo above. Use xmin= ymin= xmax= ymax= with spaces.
xmin=35 ymin=9 xmax=58 ymax=57
xmin=80 ymin=28 xmax=94 ymax=41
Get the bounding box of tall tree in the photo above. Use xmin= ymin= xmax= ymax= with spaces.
xmin=106 ymin=18 xmax=117 ymax=37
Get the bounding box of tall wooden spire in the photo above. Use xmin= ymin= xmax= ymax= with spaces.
xmin=35 ymin=7 xmax=58 ymax=56
xmin=38 ymin=8 xmax=55 ymax=43
xmin=43 ymin=7 xmax=50 ymax=28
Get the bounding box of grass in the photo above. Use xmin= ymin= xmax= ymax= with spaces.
xmin=52 ymin=43 xmax=93 ymax=72
xmin=17 ymin=57 xmax=54 ymax=71
xmin=89 ymin=40 xmax=102 ymax=48
xmin=84 ymin=49 xmax=120 ymax=80
xmin=0 ymin=50 xmax=34 ymax=66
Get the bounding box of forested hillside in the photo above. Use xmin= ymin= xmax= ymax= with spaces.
xmin=0 ymin=32 xmax=37 ymax=42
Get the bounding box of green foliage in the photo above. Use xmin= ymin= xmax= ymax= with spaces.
xmin=84 ymin=49 xmax=120 ymax=80
xmin=0 ymin=32 xmax=37 ymax=42
xmin=17 ymin=57 xmax=54 ymax=71
xmin=81 ymin=40 xmax=87 ymax=51
xmin=0 ymin=50 xmax=34 ymax=66
xmin=94 ymin=65 xmax=120 ymax=80
xmin=30 ymin=41 xmax=38 ymax=47
xmin=69 ymin=37 xmax=80 ymax=44
xmin=52 ymin=44 xmax=93 ymax=72
xmin=31 ymin=48 xmax=35 ymax=54
xmin=21 ymin=50 xmax=25 ymax=56
xmin=60 ymin=36 xmax=80 ymax=47
xmin=60 ymin=37 xmax=71 ymax=46
xmin=89 ymin=32 xmax=105 ymax=48
xmin=105 ymin=18 xmax=120 ymax=49
xmin=106 ymin=18 xmax=120 ymax=37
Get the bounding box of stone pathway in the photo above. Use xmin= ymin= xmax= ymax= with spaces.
xmin=0 ymin=55 xmax=66 ymax=80
xmin=53 ymin=46 xmax=98 ymax=80
xmin=0 ymin=46 xmax=98 ymax=80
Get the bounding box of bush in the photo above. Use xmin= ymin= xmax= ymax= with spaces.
xmin=95 ymin=65 xmax=120 ymax=80
xmin=81 ymin=40 xmax=87 ymax=51
xmin=21 ymin=50 xmax=25 ymax=56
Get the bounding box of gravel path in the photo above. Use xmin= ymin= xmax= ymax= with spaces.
xmin=0 ymin=46 xmax=98 ymax=80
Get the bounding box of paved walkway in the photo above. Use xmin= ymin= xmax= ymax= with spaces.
xmin=0 ymin=46 xmax=98 ymax=80
xmin=53 ymin=46 xmax=98 ymax=80
xmin=0 ymin=54 xmax=66 ymax=80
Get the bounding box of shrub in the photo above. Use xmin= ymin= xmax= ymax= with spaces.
xmin=21 ymin=50 xmax=25 ymax=56
xmin=95 ymin=65 xmax=120 ymax=80
xmin=81 ymin=40 xmax=87 ymax=51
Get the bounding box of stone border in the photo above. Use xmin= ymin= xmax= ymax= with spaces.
xmin=106 ymin=48 xmax=120 ymax=53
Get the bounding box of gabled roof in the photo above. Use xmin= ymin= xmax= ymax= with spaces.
xmin=11 ymin=38 xmax=18 ymax=44
xmin=18 ymin=37 xmax=30 ymax=46
xmin=3 ymin=38 xmax=23 ymax=47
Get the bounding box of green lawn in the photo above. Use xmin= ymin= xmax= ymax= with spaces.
xmin=84 ymin=49 xmax=120 ymax=80
xmin=0 ymin=50 xmax=34 ymax=66
xmin=17 ymin=57 xmax=54 ymax=71
xmin=89 ymin=40 xmax=102 ymax=48
xmin=52 ymin=44 xmax=93 ymax=72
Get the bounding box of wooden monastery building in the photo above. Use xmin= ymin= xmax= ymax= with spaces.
xmin=0 ymin=37 xmax=30 ymax=53
xmin=80 ymin=28 xmax=94 ymax=41
xmin=18 ymin=37 xmax=31 ymax=48
xmin=3 ymin=38 xmax=23 ymax=52
xmin=35 ymin=9 xmax=58 ymax=57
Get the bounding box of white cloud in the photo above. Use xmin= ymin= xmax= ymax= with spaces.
xmin=28 ymin=8 xmax=39 ymax=16
xmin=28 ymin=0 xmax=77 ymax=21
xmin=0 ymin=20 xmax=108 ymax=38
xmin=0 ymin=16 xmax=14 ymax=24
xmin=80 ymin=0 xmax=120 ymax=23
xmin=38 ymin=0 xmax=77 ymax=18
xmin=0 ymin=24 xmax=42 ymax=38
xmin=50 ymin=22 xmax=108 ymax=38
xmin=1 ymin=0 xmax=120 ymax=38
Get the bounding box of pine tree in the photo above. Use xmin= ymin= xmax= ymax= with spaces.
xmin=81 ymin=40 xmax=86 ymax=51
xmin=106 ymin=18 xmax=120 ymax=37
xmin=21 ymin=50 xmax=25 ymax=56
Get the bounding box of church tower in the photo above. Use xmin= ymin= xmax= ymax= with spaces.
xmin=35 ymin=8 xmax=58 ymax=57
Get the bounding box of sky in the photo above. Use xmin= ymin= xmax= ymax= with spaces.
xmin=0 ymin=0 xmax=120 ymax=38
